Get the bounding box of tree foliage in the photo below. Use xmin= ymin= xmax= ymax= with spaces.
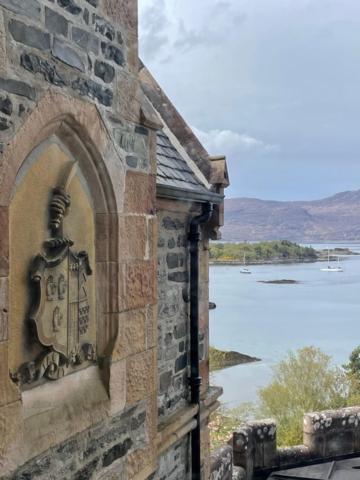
xmin=258 ymin=347 xmax=348 ymax=446
xmin=209 ymin=240 xmax=317 ymax=263
xmin=344 ymin=345 xmax=360 ymax=406
xmin=344 ymin=346 xmax=360 ymax=380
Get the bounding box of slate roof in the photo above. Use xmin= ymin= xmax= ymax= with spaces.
xmin=269 ymin=457 xmax=360 ymax=479
xmin=156 ymin=130 xmax=210 ymax=195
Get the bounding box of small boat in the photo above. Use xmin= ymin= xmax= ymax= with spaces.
xmin=320 ymin=250 xmax=343 ymax=272
xmin=240 ymin=253 xmax=251 ymax=274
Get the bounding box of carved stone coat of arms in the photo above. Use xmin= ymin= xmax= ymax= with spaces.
xmin=16 ymin=163 xmax=96 ymax=384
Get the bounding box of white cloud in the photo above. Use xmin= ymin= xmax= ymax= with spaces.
xmin=139 ymin=0 xmax=247 ymax=63
xmin=139 ymin=0 xmax=170 ymax=61
xmin=191 ymin=126 xmax=279 ymax=157
xmin=139 ymin=0 xmax=360 ymax=200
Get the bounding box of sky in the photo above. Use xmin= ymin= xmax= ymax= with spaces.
xmin=138 ymin=0 xmax=360 ymax=200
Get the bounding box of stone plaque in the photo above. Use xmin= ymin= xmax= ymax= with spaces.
xmin=15 ymin=162 xmax=96 ymax=385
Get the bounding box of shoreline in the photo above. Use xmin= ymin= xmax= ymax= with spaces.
xmin=209 ymin=346 xmax=261 ymax=372
xmin=210 ymin=242 xmax=359 ymax=266
xmin=210 ymin=253 xmax=358 ymax=267
xmin=210 ymin=259 xmax=318 ymax=266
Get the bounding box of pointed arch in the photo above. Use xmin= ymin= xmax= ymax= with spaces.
xmin=6 ymin=91 xmax=124 ymax=387
xmin=1 ymin=90 xmax=124 ymax=213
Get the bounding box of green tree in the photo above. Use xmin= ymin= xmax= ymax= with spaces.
xmin=344 ymin=346 xmax=360 ymax=379
xmin=258 ymin=347 xmax=348 ymax=446
xmin=344 ymin=346 xmax=360 ymax=405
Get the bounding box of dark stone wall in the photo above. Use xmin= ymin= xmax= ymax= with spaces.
xmin=0 ymin=0 xmax=146 ymax=167
xmin=1 ymin=402 xmax=147 ymax=480
xmin=155 ymin=206 xmax=208 ymax=480
xmin=149 ymin=439 xmax=190 ymax=480
xmin=157 ymin=210 xmax=191 ymax=420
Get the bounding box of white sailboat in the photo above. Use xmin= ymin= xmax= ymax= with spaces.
xmin=240 ymin=252 xmax=251 ymax=274
xmin=320 ymin=249 xmax=343 ymax=272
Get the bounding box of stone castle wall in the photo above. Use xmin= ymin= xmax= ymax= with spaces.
xmin=0 ymin=0 xmax=142 ymax=149
xmin=156 ymin=201 xmax=210 ymax=479
xmin=155 ymin=198 xmax=215 ymax=480
xmin=157 ymin=205 xmax=209 ymax=419
xmin=1 ymin=401 xmax=149 ymax=480
xmin=0 ymin=1 xmax=219 ymax=479
xmin=0 ymin=1 xmax=161 ymax=479
xmin=150 ymin=439 xmax=190 ymax=480
xmin=157 ymin=207 xmax=192 ymax=421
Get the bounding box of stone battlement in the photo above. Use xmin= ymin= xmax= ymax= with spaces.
xmin=230 ymin=406 xmax=360 ymax=479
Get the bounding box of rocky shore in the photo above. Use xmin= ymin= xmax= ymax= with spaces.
xmin=209 ymin=347 xmax=261 ymax=372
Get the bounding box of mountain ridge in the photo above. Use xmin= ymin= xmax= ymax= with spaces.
xmin=222 ymin=189 xmax=360 ymax=242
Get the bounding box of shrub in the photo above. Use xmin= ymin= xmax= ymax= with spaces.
xmin=209 ymin=403 xmax=255 ymax=451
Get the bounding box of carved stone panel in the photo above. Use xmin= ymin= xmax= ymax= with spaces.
xmin=9 ymin=142 xmax=96 ymax=386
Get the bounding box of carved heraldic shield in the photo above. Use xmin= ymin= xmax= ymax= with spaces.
xmin=16 ymin=162 xmax=96 ymax=384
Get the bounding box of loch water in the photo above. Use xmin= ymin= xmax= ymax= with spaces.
xmin=209 ymin=244 xmax=360 ymax=408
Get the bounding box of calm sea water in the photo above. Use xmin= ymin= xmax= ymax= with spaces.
xmin=209 ymin=244 xmax=360 ymax=408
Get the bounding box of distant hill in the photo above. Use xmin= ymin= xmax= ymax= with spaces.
xmin=222 ymin=190 xmax=360 ymax=242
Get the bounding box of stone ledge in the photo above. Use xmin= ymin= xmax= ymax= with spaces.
xmin=157 ymin=404 xmax=199 ymax=455
xmin=156 ymin=386 xmax=223 ymax=458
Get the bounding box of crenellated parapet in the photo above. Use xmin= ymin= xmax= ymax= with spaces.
xmin=303 ymin=406 xmax=360 ymax=458
xmin=231 ymin=406 xmax=360 ymax=479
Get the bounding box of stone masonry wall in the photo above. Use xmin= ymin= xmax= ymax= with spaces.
xmin=157 ymin=205 xmax=209 ymax=420
xmin=156 ymin=201 xmax=210 ymax=480
xmin=0 ymin=0 xmax=144 ymax=152
xmin=157 ymin=208 xmax=191 ymax=420
xmin=0 ymin=1 xmax=161 ymax=479
xmin=0 ymin=1 xmax=216 ymax=478
xmin=2 ymin=400 xmax=148 ymax=480
xmin=157 ymin=205 xmax=208 ymax=419
xmin=149 ymin=439 xmax=190 ymax=480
